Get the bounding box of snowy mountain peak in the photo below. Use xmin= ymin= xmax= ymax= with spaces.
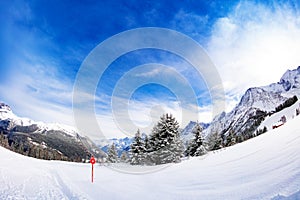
xmin=0 ymin=102 xmax=77 ymax=137
xmin=212 ymin=111 xmax=226 ymax=122
xmin=238 ymin=87 xmax=286 ymax=112
xmin=239 ymin=87 xmax=265 ymax=106
xmin=181 ymin=121 xmax=197 ymax=136
xmin=205 ymin=66 xmax=300 ymax=140
xmin=0 ymin=102 xmax=12 ymax=112
xmin=279 ymin=66 xmax=300 ymax=91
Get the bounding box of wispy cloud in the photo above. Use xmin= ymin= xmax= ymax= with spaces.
xmin=171 ymin=9 xmax=209 ymax=39
xmin=0 ymin=63 xmax=75 ymax=126
xmin=134 ymin=67 xmax=163 ymax=77
xmin=207 ymin=0 xmax=300 ymax=97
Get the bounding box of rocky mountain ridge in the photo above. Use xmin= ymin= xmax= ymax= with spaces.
xmin=205 ymin=66 xmax=300 ymax=140
xmin=0 ymin=103 xmax=105 ymax=162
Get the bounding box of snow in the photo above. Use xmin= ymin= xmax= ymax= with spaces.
xmin=0 ymin=103 xmax=79 ymax=137
xmin=36 ymin=122 xmax=79 ymax=137
xmin=1 ymin=115 xmax=300 ymax=199
xmin=236 ymin=87 xmax=287 ymax=112
xmin=0 ymin=108 xmax=34 ymax=127
xmin=258 ymin=100 xmax=300 ymax=131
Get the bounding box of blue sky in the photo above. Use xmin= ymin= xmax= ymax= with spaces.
xmin=1 ymin=0 xmax=300 ymax=139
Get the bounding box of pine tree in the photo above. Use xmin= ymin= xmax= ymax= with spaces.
xmin=107 ymin=143 xmax=119 ymax=163
xmin=148 ymin=113 xmax=184 ymax=165
xmin=18 ymin=143 xmax=24 ymax=155
xmin=0 ymin=131 xmax=7 ymax=148
xmin=0 ymin=131 xmax=4 ymax=146
xmin=263 ymin=126 xmax=268 ymax=133
xmin=143 ymin=134 xmax=151 ymax=165
xmin=236 ymin=134 xmax=244 ymax=143
xmin=186 ymin=122 xmax=206 ymax=156
xmin=129 ymin=129 xmax=146 ymax=165
xmin=207 ymin=131 xmax=223 ymax=151
xmin=120 ymin=151 xmax=129 ymax=163
xmin=171 ymin=135 xmax=184 ymax=162
xmin=226 ymin=130 xmax=236 ymax=147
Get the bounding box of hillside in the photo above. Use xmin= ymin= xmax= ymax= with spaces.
xmin=258 ymin=99 xmax=300 ymax=131
xmin=0 ymin=103 xmax=105 ymax=162
xmin=1 ymin=114 xmax=300 ymax=199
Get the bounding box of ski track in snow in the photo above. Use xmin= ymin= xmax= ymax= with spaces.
xmin=1 ymin=116 xmax=300 ymax=199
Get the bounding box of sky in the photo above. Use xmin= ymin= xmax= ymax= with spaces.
xmin=1 ymin=0 xmax=300 ymax=139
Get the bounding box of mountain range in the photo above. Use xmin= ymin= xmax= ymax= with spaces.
xmin=0 ymin=103 xmax=105 ymax=161
xmin=204 ymin=66 xmax=300 ymax=140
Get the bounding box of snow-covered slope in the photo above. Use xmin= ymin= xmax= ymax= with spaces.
xmin=1 ymin=115 xmax=300 ymax=199
xmin=258 ymin=100 xmax=300 ymax=131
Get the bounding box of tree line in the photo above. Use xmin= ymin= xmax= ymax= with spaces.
xmin=1 ymin=111 xmax=274 ymax=165
xmin=106 ymin=114 xmax=218 ymax=165
xmin=0 ymin=131 xmax=83 ymax=162
xmin=275 ymin=95 xmax=298 ymax=113
xmin=105 ymin=113 xmax=271 ymax=166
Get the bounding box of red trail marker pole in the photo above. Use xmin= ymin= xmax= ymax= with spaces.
xmin=90 ymin=156 xmax=96 ymax=183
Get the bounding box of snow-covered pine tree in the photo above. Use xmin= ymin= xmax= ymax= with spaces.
xmin=263 ymin=126 xmax=268 ymax=133
xmin=186 ymin=122 xmax=206 ymax=157
xmin=148 ymin=113 xmax=184 ymax=165
xmin=171 ymin=135 xmax=184 ymax=162
xmin=226 ymin=130 xmax=236 ymax=147
xmin=107 ymin=143 xmax=119 ymax=163
xmin=144 ymin=134 xmax=150 ymax=150
xmin=120 ymin=151 xmax=129 ymax=163
xmin=143 ymin=134 xmax=151 ymax=165
xmin=129 ymin=129 xmax=146 ymax=165
xmin=207 ymin=131 xmax=223 ymax=151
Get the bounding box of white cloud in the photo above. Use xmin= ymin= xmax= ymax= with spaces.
xmin=0 ymin=61 xmax=75 ymax=126
xmin=207 ymin=1 xmax=300 ymax=99
xmin=134 ymin=67 xmax=163 ymax=77
xmin=171 ymin=9 xmax=209 ymax=38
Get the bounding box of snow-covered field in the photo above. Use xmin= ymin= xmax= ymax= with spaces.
xmin=1 ymin=116 xmax=300 ymax=199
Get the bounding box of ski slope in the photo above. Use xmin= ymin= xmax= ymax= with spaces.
xmin=1 ymin=117 xmax=300 ymax=199
xmin=258 ymin=100 xmax=300 ymax=131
